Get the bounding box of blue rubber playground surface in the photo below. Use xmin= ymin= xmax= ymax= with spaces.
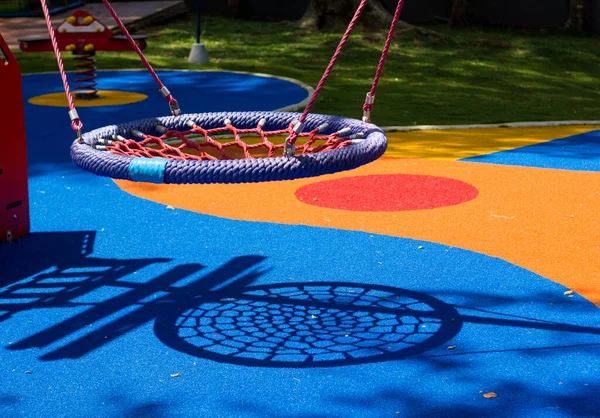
xmin=463 ymin=129 xmax=600 ymax=172
xmin=1 ymin=70 xmax=600 ymax=417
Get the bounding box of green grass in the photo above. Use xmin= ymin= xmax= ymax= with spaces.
xmin=13 ymin=15 xmax=600 ymax=126
xmin=0 ymin=3 xmax=22 ymax=13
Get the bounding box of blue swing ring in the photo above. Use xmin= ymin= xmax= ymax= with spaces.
xmin=70 ymin=111 xmax=387 ymax=184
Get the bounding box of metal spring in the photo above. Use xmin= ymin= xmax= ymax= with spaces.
xmin=72 ymin=51 xmax=98 ymax=99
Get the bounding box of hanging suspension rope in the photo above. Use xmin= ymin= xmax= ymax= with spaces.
xmin=100 ymin=0 xmax=180 ymax=116
xmin=283 ymin=0 xmax=369 ymax=157
xmin=39 ymin=0 xmax=181 ymax=141
xmin=67 ymin=0 xmax=392 ymax=184
xmin=284 ymin=0 xmax=405 ymax=155
xmin=363 ymin=0 xmax=405 ymax=123
xmin=39 ymin=0 xmax=83 ymax=140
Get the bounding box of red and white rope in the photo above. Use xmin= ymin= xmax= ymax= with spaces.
xmin=101 ymin=0 xmax=179 ymax=111
xmin=40 ymin=0 xmax=82 ymax=133
xmin=286 ymin=0 xmax=370 ymax=148
xmin=40 ymin=0 xmax=180 ymax=136
xmin=363 ymin=0 xmax=405 ymax=120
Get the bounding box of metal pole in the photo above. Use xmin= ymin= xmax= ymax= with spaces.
xmin=195 ymin=0 xmax=201 ymax=44
xmin=188 ymin=0 xmax=209 ymax=64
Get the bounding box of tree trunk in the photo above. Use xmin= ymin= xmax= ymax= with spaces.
xmin=565 ymin=0 xmax=587 ymax=31
xmin=300 ymin=0 xmax=446 ymax=39
xmin=300 ymin=0 xmax=391 ymax=31
xmin=227 ymin=0 xmax=247 ymax=18
xmin=450 ymin=0 xmax=469 ymax=27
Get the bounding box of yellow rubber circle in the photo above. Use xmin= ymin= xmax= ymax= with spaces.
xmin=28 ymin=90 xmax=148 ymax=107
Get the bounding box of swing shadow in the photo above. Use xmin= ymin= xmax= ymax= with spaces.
xmin=0 ymin=230 xmax=268 ymax=361
xmin=152 ymin=279 xmax=600 ymax=369
xmin=154 ymin=281 xmax=464 ymax=368
xmin=2 ymin=230 xmax=463 ymax=367
xmin=0 ymin=231 xmax=172 ymax=324
xmin=3 ymin=231 xmax=600 ymax=369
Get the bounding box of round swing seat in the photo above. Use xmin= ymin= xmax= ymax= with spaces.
xmin=70 ymin=111 xmax=387 ymax=184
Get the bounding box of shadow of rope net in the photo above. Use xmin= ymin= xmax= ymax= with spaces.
xmin=155 ymin=282 xmax=462 ymax=368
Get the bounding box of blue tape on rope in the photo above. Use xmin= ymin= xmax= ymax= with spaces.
xmin=128 ymin=158 xmax=168 ymax=183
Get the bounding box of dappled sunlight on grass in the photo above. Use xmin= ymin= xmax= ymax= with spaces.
xmin=14 ymin=16 xmax=600 ymax=126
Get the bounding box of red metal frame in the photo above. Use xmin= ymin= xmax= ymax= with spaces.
xmin=0 ymin=31 xmax=30 ymax=243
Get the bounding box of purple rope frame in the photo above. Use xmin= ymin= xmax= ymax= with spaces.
xmin=70 ymin=111 xmax=387 ymax=184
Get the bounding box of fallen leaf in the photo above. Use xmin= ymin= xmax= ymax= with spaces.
xmin=564 ymin=290 xmax=573 ymax=296
xmin=417 ymin=246 xmax=424 ymax=250
xmin=483 ymin=392 xmax=497 ymax=399
xmin=447 ymin=345 xmax=457 ymax=350
xmin=170 ymin=372 xmax=181 ymax=378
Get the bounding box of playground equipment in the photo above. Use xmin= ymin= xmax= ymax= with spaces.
xmin=43 ymin=0 xmax=405 ymax=184
xmin=0 ymin=32 xmax=30 ymax=243
xmin=19 ymin=9 xmax=147 ymax=98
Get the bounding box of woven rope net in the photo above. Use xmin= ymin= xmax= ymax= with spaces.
xmin=102 ymin=119 xmax=360 ymax=161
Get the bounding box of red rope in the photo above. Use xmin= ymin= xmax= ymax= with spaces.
xmin=287 ymin=0 xmax=369 ymax=146
xmin=101 ymin=0 xmax=179 ymax=112
xmin=107 ymin=123 xmax=351 ymax=160
xmin=363 ymin=0 xmax=405 ymax=117
xmin=39 ymin=0 xmax=82 ymax=132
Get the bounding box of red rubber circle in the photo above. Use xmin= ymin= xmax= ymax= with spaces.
xmin=295 ymin=174 xmax=479 ymax=211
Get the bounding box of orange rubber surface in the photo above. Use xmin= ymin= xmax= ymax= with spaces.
xmin=115 ymin=126 xmax=600 ymax=306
